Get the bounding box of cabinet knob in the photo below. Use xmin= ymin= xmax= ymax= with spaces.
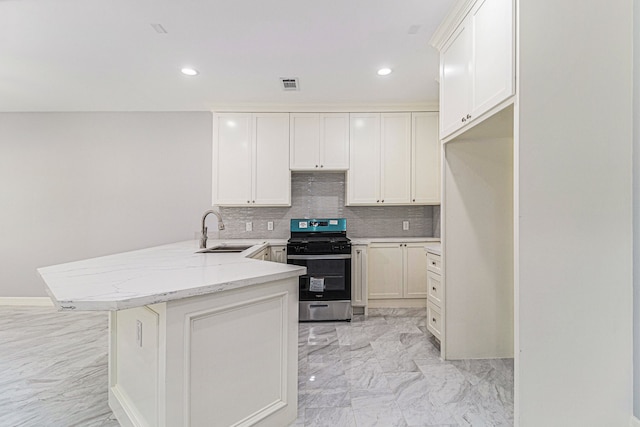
xmin=247 ymin=200 xmax=250 ymax=204
xmin=320 ymin=165 xmax=324 ymax=168
xmin=381 ymin=200 xmax=384 ymax=203
xmin=377 ymin=200 xmax=380 ymax=203
xmin=466 ymin=114 xmax=471 ymax=119
xmin=432 ymin=287 xmax=437 ymax=291
xmin=432 ymin=318 xmax=437 ymax=323
xmin=413 ymin=199 xmax=415 ymax=202
xmin=315 ymin=165 xmax=318 ymax=168
xmin=252 ymin=200 xmax=255 ymax=203
xmin=461 ymin=117 xmax=466 ymax=123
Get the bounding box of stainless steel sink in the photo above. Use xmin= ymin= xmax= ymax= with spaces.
xmin=196 ymin=244 xmax=254 ymax=254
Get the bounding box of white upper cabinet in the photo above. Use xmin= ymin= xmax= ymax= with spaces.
xmin=290 ymin=113 xmax=349 ymax=171
xmin=213 ymin=113 xmax=253 ymax=206
xmin=348 ymin=113 xmax=381 ymax=204
xmin=213 ymin=113 xmax=290 ymax=206
xmin=380 ymin=113 xmax=412 ymax=204
xmin=348 ymin=113 xmax=410 ymax=205
xmin=437 ymin=0 xmax=514 ymax=139
xmin=253 ymin=113 xmax=291 ymax=205
xmin=412 ymin=112 xmax=440 ymax=204
xmin=440 ymin=21 xmax=472 ymax=138
xmin=348 ymin=112 xmax=439 ymax=206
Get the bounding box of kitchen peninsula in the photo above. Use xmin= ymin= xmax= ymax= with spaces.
xmin=38 ymin=240 xmax=306 ymax=427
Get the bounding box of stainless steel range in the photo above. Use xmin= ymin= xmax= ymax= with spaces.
xmin=287 ymin=218 xmax=352 ymax=322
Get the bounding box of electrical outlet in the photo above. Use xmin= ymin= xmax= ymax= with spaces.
xmin=403 ymin=220 xmax=409 ymax=230
xmin=245 ymin=222 xmax=253 ymax=232
xmin=267 ymin=221 xmax=274 ymax=231
xmin=136 ymin=320 xmax=143 ymax=347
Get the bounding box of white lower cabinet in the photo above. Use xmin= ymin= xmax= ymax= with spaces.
xmin=351 ymin=244 xmax=368 ymax=310
xmin=426 ymin=251 xmax=443 ymax=342
xmin=368 ymin=242 xmax=429 ymax=301
xmin=269 ymin=245 xmax=287 ymax=263
xmin=427 ymin=300 xmax=443 ymax=340
xmin=251 ymin=246 xmax=271 ymax=261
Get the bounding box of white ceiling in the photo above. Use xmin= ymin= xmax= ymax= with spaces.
xmin=0 ymin=0 xmax=455 ymax=112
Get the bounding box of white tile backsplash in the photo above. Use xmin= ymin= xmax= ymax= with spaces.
xmin=218 ymin=172 xmax=439 ymax=239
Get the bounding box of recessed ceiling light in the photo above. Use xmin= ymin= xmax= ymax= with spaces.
xmin=181 ymin=67 xmax=199 ymax=76
xmin=377 ymin=68 xmax=392 ymax=76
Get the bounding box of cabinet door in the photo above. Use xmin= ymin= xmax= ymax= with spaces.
xmin=253 ymin=113 xmax=291 ymax=206
xmin=213 ymin=113 xmax=253 ymax=205
xmin=351 ymin=245 xmax=368 ymax=307
xmin=290 ymin=113 xmax=320 ymax=170
xmin=427 ymin=271 xmax=443 ymax=307
xmin=347 ymin=113 xmax=380 ymax=205
xmin=440 ymin=20 xmax=472 ymax=139
xmin=404 ymin=243 xmax=428 ymax=298
xmin=380 ymin=113 xmax=412 ymax=205
xmin=412 ymin=112 xmax=440 ymax=204
xmin=269 ymin=245 xmax=287 ymax=263
xmin=251 ymin=247 xmax=271 ymax=261
xmin=368 ymin=243 xmax=403 ymax=299
xmin=320 ymin=113 xmax=349 ymax=170
xmin=470 ymin=0 xmax=514 ymax=119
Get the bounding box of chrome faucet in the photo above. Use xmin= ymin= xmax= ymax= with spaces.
xmin=200 ymin=209 xmax=225 ymax=248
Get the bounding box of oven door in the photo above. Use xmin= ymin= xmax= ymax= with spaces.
xmin=287 ymin=254 xmax=352 ymax=301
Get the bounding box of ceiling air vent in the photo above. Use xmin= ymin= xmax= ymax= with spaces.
xmin=280 ymin=78 xmax=299 ymax=91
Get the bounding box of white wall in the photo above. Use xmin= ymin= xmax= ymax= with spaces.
xmin=0 ymin=112 xmax=212 ymax=298
xmin=443 ymin=135 xmax=514 ymax=360
xmin=517 ymin=0 xmax=633 ymax=425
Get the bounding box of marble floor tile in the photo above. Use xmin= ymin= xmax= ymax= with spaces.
xmin=304 ymin=407 xmax=358 ymax=427
xmin=2 ymin=306 xmax=514 ymax=427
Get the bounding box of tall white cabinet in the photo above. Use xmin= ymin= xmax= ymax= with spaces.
xmin=213 ymin=113 xmax=291 ymax=206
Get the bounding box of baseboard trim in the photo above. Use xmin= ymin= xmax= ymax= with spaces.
xmin=367 ymin=298 xmax=427 ymax=308
xmin=631 ymin=415 xmax=640 ymax=427
xmin=0 ymin=297 xmax=54 ymax=307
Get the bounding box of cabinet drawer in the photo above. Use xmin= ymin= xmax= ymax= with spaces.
xmin=426 ymin=300 xmax=442 ymax=340
xmin=427 ymin=271 xmax=443 ymax=307
xmin=426 ymin=252 xmax=441 ymax=274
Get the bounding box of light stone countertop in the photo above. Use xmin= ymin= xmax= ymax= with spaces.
xmin=38 ymin=239 xmax=304 ymax=312
xmin=349 ymin=237 xmax=440 ymax=245
xmin=424 ymin=242 xmax=442 ymax=255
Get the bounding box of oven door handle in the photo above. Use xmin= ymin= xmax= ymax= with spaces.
xmin=287 ymin=254 xmax=352 ymax=260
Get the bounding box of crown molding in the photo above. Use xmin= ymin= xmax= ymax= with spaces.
xmin=429 ymin=0 xmax=475 ymax=50
xmin=209 ymin=103 xmax=439 ymax=113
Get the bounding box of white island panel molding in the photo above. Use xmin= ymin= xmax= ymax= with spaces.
xmin=39 ymin=240 xmax=305 ymax=427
